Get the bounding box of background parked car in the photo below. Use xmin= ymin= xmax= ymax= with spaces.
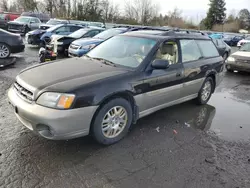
xmin=223 ymin=34 xmax=244 ymax=46
xmin=0 ymin=29 xmax=24 ymax=58
xmin=8 ymin=16 xmax=41 ymax=35
xmin=68 ymin=27 xmax=138 ymax=57
xmin=0 ymin=12 xmax=20 ymax=30
xmin=237 ymin=36 xmax=250 ymax=47
xmin=26 ymin=24 xmax=84 ymax=46
xmin=20 ymin=12 xmax=50 ymax=23
xmin=209 ymin=33 xmax=224 ymax=39
xmin=39 ymin=18 xmax=70 ymax=30
xmin=49 ymin=27 xmax=105 ymax=56
xmin=212 ymin=38 xmax=231 ymax=60
xmin=226 ymin=43 xmax=250 ymax=72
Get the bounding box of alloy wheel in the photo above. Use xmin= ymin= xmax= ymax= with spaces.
xmin=201 ymin=81 xmax=212 ymax=102
xmin=101 ymin=106 xmax=128 ymax=138
xmin=0 ymin=44 xmax=10 ymax=58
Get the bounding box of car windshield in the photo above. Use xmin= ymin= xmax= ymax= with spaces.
xmin=47 ymin=24 xmax=63 ymax=32
xmin=15 ymin=17 xmax=30 ymax=23
xmin=46 ymin=19 xmax=65 ymax=25
xmin=240 ymin=43 xmax=250 ymax=51
xmin=69 ymin=29 xmax=89 ymax=38
xmin=0 ymin=14 xmax=6 ymax=20
xmin=224 ymin=35 xmax=233 ymax=39
xmin=87 ymin=36 xmax=156 ymax=68
xmin=93 ymin=28 xmax=124 ymax=39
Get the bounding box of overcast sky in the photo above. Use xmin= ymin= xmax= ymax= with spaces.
xmin=113 ymin=0 xmax=250 ymax=22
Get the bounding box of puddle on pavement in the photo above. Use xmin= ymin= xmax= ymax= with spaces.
xmin=208 ymin=92 xmax=250 ymax=142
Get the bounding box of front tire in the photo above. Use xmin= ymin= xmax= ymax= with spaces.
xmin=92 ymin=98 xmax=133 ymax=145
xmin=196 ymin=77 xmax=213 ymax=105
xmin=0 ymin=43 xmax=10 ymax=59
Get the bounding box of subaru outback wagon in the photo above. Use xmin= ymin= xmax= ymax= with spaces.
xmin=8 ymin=30 xmax=224 ymax=145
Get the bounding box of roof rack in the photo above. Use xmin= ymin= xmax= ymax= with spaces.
xmin=161 ymin=28 xmax=207 ymax=36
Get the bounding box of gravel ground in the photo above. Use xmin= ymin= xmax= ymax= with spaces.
xmin=0 ymin=47 xmax=250 ymax=188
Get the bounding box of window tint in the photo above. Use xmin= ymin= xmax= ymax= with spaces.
xmin=87 ymin=30 xmax=101 ymax=37
xmin=31 ymin=18 xmax=40 ymax=23
xmin=180 ymin=40 xmax=202 ymax=62
xmin=70 ymin=26 xmax=81 ymax=32
xmin=217 ymin=39 xmax=226 ymax=47
xmin=196 ymin=40 xmax=220 ymax=58
xmin=55 ymin=26 xmax=70 ymax=33
xmin=154 ymin=41 xmax=179 ymax=65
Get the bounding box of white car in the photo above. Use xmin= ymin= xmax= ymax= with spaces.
xmin=237 ymin=36 xmax=250 ymax=47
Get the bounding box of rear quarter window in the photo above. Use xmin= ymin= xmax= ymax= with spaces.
xmin=196 ymin=40 xmax=220 ymax=58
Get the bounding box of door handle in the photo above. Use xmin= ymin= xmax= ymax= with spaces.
xmin=176 ymin=72 xmax=181 ymax=77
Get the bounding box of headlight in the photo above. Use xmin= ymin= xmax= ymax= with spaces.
xmin=227 ymin=56 xmax=235 ymax=62
xmin=36 ymin=92 xmax=75 ymax=109
xmin=80 ymin=44 xmax=96 ymax=50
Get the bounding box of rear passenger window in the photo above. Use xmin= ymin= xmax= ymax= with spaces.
xmin=196 ymin=40 xmax=219 ymax=58
xmin=180 ymin=40 xmax=202 ymax=63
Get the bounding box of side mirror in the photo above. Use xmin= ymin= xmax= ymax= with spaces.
xmin=30 ymin=21 xmax=35 ymax=24
xmin=151 ymin=59 xmax=170 ymax=69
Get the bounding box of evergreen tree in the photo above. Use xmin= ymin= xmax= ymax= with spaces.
xmin=204 ymin=0 xmax=226 ymax=29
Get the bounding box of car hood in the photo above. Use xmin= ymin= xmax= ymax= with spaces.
xmin=8 ymin=21 xmax=25 ymax=25
xmin=17 ymin=57 xmax=128 ymax=98
xmin=28 ymin=29 xmax=46 ymax=35
xmin=231 ymin=51 xmax=250 ymax=59
xmin=72 ymin=37 xmax=104 ymax=46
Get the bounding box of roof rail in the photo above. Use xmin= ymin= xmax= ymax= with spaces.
xmin=162 ymin=28 xmax=207 ymax=36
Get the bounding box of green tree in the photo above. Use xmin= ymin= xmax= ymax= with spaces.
xmin=204 ymin=0 xmax=226 ymax=29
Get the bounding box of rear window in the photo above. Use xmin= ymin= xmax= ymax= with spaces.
xmin=0 ymin=14 xmax=6 ymax=20
xmin=196 ymin=40 xmax=219 ymax=58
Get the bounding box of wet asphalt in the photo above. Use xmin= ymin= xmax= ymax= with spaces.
xmin=0 ymin=47 xmax=250 ymax=188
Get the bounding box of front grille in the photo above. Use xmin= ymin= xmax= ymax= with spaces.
xmin=237 ymin=59 xmax=250 ymax=64
xmin=70 ymin=44 xmax=80 ymax=50
xmin=13 ymin=82 xmax=34 ymax=102
xmin=9 ymin=24 xmax=23 ymax=30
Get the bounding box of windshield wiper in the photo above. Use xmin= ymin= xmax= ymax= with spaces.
xmin=92 ymin=57 xmax=116 ymax=67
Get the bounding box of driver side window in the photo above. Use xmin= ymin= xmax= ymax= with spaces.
xmin=55 ymin=26 xmax=70 ymax=33
xmin=154 ymin=41 xmax=179 ymax=65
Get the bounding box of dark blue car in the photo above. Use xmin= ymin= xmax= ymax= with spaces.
xmin=68 ymin=27 xmax=138 ymax=57
xmin=223 ymin=34 xmax=244 ymax=46
xmin=25 ymin=24 xmax=84 ymax=46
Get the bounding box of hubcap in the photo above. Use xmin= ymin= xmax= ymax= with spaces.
xmin=201 ymin=81 xmax=212 ymax=101
xmin=102 ymin=106 xmax=128 ymax=138
xmin=0 ymin=44 xmax=9 ymax=58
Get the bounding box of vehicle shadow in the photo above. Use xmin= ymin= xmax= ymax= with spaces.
xmin=10 ymin=101 xmax=216 ymax=179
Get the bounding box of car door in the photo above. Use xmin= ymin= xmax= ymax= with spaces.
xmin=179 ymin=39 xmax=206 ymax=98
xmin=181 ymin=39 xmax=222 ymax=98
xmin=29 ymin=18 xmax=40 ymax=30
xmin=137 ymin=40 xmax=184 ymax=113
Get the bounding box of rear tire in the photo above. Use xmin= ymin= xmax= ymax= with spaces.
xmin=0 ymin=43 xmax=10 ymax=59
xmin=92 ymin=98 xmax=133 ymax=145
xmin=196 ymin=77 xmax=213 ymax=105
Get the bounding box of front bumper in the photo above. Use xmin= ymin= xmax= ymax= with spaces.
xmin=68 ymin=47 xmax=89 ymax=57
xmin=8 ymin=87 xmax=98 ymax=140
xmin=25 ymin=33 xmax=42 ymax=45
xmin=226 ymin=60 xmax=250 ymax=72
xmin=10 ymin=44 xmax=25 ymax=53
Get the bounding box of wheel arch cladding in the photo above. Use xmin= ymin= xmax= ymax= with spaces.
xmin=207 ymin=74 xmax=216 ymax=93
xmin=91 ymin=91 xmax=138 ymax=128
